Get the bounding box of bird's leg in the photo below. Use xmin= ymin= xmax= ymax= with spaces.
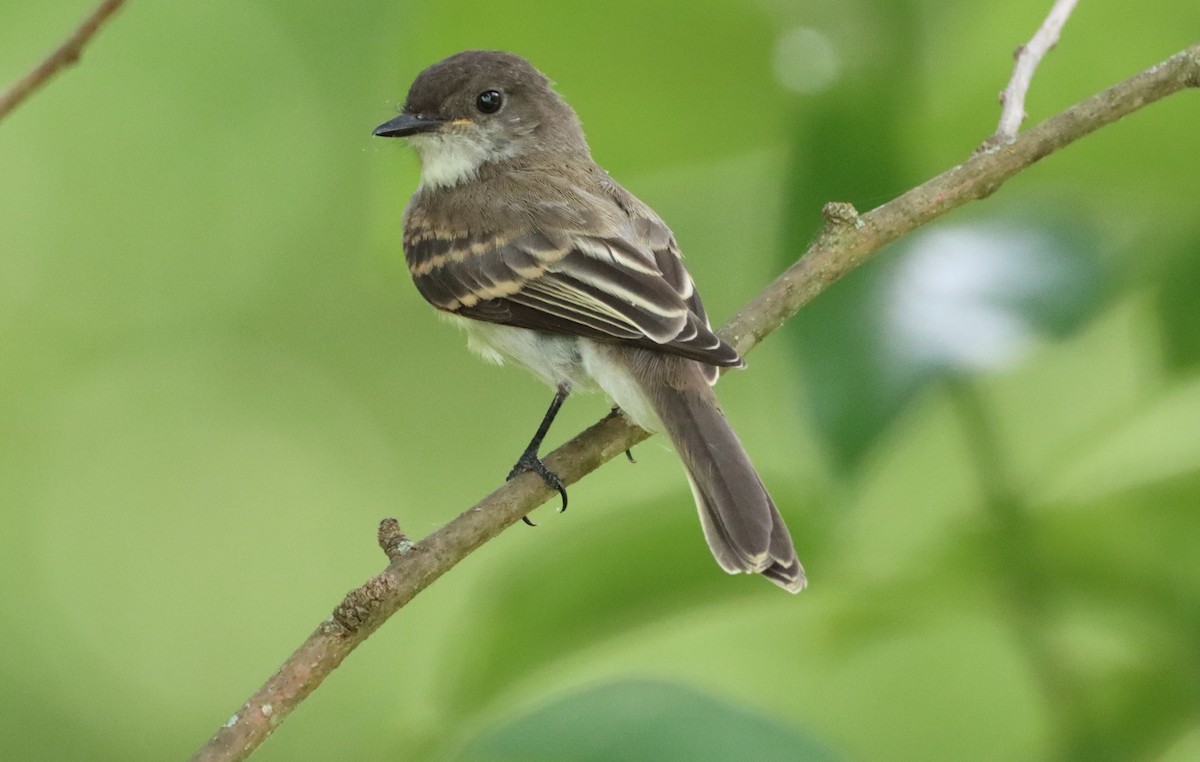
xmin=509 ymin=383 xmax=570 ymax=521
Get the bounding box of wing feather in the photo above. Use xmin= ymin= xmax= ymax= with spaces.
xmin=403 ymin=191 xmax=742 ymax=369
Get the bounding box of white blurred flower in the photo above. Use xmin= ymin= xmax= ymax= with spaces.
xmin=882 ymin=225 xmax=1066 ymax=377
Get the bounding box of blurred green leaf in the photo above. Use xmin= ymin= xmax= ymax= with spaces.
xmin=459 ymin=680 xmax=840 ymax=762
xmin=828 ymin=441 xmax=1200 ymax=760
xmin=1039 ymin=471 xmax=1200 ymax=760
xmin=1154 ymin=239 xmax=1200 ymax=374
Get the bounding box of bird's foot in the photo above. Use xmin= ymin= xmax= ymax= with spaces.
xmin=507 ymin=448 xmax=568 ymax=520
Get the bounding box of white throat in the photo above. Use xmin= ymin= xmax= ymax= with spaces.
xmin=410 ymin=133 xmax=489 ymax=188
xmin=409 ymin=133 xmax=495 ymax=189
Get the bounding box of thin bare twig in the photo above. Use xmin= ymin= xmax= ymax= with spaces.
xmin=0 ymin=0 xmax=127 ymax=124
xmin=994 ymin=0 xmax=1079 ymax=141
xmin=191 ymin=44 xmax=1200 ymax=762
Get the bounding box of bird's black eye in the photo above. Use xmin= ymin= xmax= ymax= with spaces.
xmin=476 ymin=90 xmax=503 ymax=114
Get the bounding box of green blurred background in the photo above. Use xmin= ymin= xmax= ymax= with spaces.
xmin=3 ymin=1 xmax=1199 ymax=760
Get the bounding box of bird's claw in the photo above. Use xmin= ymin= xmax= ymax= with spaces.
xmin=508 ymin=449 xmax=568 ymax=513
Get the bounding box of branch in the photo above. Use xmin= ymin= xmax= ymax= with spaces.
xmin=0 ymin=0 xmax=127 ymax=124
xmin=190 ymin=44 xmax=1200 ymax=762
xmin=994 ymin=0 xmax=1079 ymax=141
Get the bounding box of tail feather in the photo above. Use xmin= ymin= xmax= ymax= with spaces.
xmin=628 ymin=353 xmax=806 ymax=593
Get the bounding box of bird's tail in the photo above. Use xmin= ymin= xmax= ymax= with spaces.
xmin=628 ymin=353 xmax=806 ymax=593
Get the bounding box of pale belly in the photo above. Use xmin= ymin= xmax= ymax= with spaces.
xmin=442 ymin=313 xmax=660 ymax=431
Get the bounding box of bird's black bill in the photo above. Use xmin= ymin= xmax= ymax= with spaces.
xmin=372 ymin=113 xmax=442 ymax=138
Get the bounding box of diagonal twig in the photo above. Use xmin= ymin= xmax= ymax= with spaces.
xmin=191 ymin=43 xmax=1200 ymax=762
xmin=994 ymin=0 xmax=1080 ymax=141
xmin=0 ymin=0 xmax=128 ymax=124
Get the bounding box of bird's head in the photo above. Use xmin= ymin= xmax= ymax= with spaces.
xmin=374 ymin=50 xmax=588 ymax=189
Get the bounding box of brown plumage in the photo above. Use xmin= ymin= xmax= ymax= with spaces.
xmin=403 ymin=158 xmax=740 ymax=372
xmin=376 ymin=50 xmax=805 ymax=592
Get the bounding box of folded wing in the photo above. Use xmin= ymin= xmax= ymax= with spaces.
xmin=404 ymin=219 xmax=741 ymax=370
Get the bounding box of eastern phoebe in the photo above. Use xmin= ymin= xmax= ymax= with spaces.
xmin=374 ymin=50 xmax=804 ymax=593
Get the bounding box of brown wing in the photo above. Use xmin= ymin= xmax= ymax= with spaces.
xmin=403 ymin=220 xmax=742 ymax=369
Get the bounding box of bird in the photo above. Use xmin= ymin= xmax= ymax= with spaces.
xmin=374 ymin=50 xmax=805 ymax=593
